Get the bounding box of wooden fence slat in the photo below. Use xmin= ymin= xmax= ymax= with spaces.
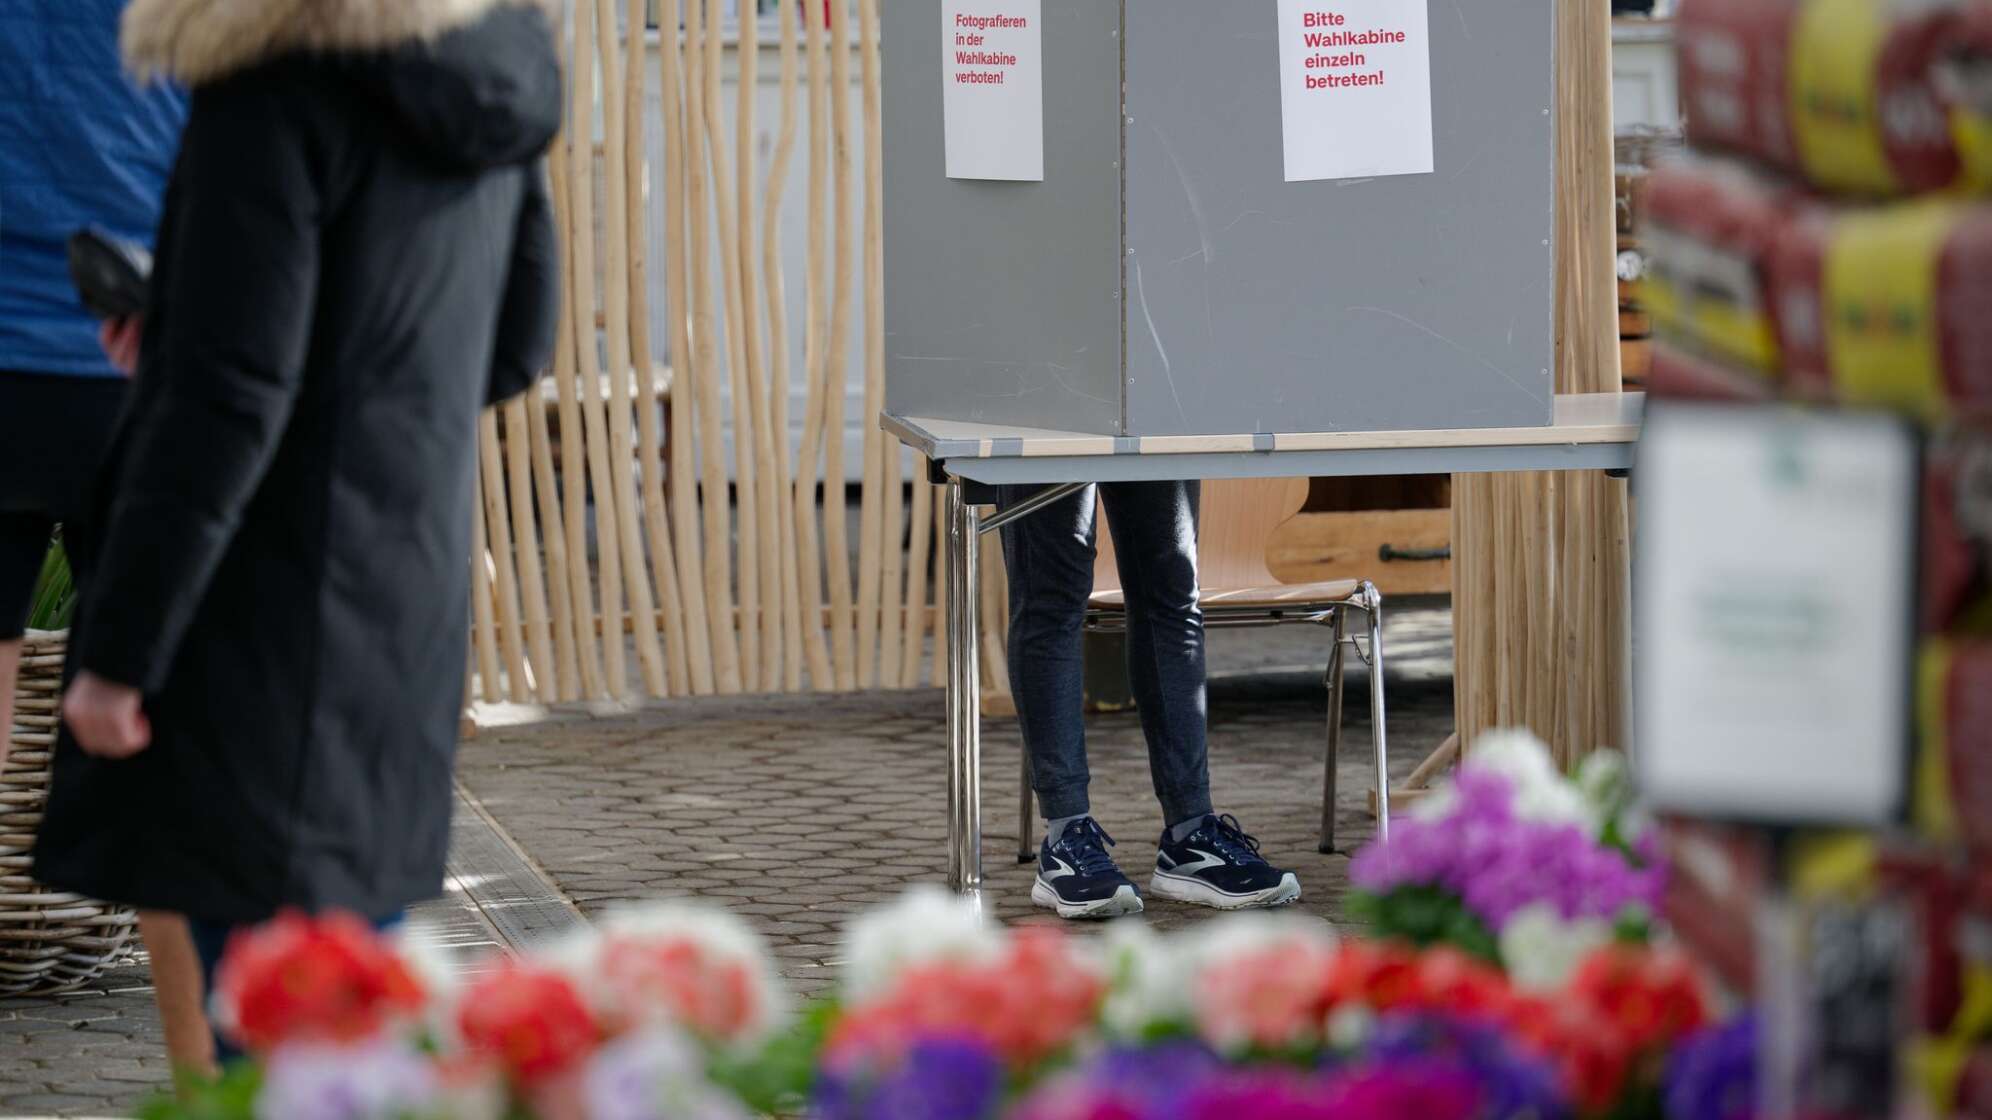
xmin=469 ymin=473 xmax=502 ymax=704
xmin=795 ymin=0 xmax=836 ymax=691
xmin=656 ymin=0 xmax=718 ymax=696
xmin=699 ymin=0 xmax=762 ymax=693
xmin=763 ymin=0 xmax=808 ymax=692
xmin=501 ymin=401 xmax=555 ymax=699
xmin=855 ymin=0 xmax=890 ymax=688
xmin=477 ymin=413 xmax=531 ymax=702
xmin=567 ymin=0 xmax=633 ymax=699
xmin=523 ymin=376 xmax=581 ymax=700
xmin=547 ymin=146 xmax=606 ymax=700
xmin=593 ymin=0 xmax=668 ymax=698
xmin=824 ymin=0 xmax=857 ymax=690
xmin=626 ymin=0 xmax=691 ymax=698
xmin=684 ymin=0 xmax=744 ymax=694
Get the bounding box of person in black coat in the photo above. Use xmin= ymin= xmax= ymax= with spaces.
xmin=32 ymin=0 xmax=563 ymax=964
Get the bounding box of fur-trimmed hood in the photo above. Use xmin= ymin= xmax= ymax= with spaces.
xmin=123 ymin=0 xmax=562 ymax=171
xmin=122 ymin=0 xmax=554 ymax=86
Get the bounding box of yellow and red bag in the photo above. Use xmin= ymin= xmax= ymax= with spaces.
xmin=1678 ymin=0 xmax=1992 ymax=197
xmin=1639 ymin=157 xmax=1812 ymax=378
xmin=1767 ymin=200 xmax=1992 ymax=418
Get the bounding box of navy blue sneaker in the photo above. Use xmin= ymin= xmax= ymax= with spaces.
xmin=1152 ymin=814 xmax=1301 ymax=909
xmin=1031 ymin=817 xmax=1144 ymax=919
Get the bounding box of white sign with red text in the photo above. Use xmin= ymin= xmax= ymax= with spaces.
xmin=1276 ymin=0 xmax=1434 ymax=182
xmin=942 ymin=0 xmax=1044 ymax=181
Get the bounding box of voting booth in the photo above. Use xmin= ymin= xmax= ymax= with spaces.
xmin=882 ymin=0 xmax=1558 ymax=437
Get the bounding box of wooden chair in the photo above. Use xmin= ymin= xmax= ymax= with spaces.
xmin=1012 ymin=477 xmax=1390 ymax=861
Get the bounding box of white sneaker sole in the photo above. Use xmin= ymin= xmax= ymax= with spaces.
xmin=1149 ymin=869 xmax=1302 ymax=910
xmin=1031 ymin=878 xmax=1145 ymax=920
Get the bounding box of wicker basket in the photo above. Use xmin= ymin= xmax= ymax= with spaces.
xmin=0 ymin=630 xmax=137 ymax=994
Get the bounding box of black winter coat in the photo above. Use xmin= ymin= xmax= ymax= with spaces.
xmin=33 ymin=0 xmax=561 ymax=921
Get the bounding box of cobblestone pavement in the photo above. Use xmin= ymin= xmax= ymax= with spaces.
xmin=454 ymin=614 xmax=1454 ymax=1001
xmin=1 ymin=610 xmax=1452 ymax=1115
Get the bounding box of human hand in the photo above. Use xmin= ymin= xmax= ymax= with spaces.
xmin=62 ymin=671 xmax=151 ymax=758
xmin=98 ymin=316 xmax=142 ymax=376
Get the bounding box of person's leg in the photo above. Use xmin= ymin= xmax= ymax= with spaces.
xmin=997 ymin=483 xmax=1100 ymax=827
xmin=140 ymin=912 xmax=217 ymax=1082
xmin=1099 ymin=480 xmax=1214 ymax=830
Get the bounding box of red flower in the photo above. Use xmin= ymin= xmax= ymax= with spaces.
xmin=211 ymin=911 xmax=425 ymax=1053
xmin=827 ymin=927 xmax=1105 ymax=1068
xmin=1502 ymin=994 xmax=1634 ymax=1115
xmin=1568 ymin=945 xmax=1709 ymax=1053
xmin=456 ymin=962 xmax=600 ymax=1083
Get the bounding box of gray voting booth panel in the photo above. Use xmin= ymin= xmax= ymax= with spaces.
xmin=881 ymin=0 xmax=1124 ymax=434
xmin=883 ymin=2 xmax=1555 ymax=437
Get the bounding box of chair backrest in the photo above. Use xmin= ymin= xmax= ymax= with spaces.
xmin=1093 ymin=478 xmax=1310 ymax=595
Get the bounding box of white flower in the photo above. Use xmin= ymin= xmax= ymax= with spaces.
xmin=1462 ymin=729 xmax=1591 ymax=827
xmin=840 ymin=886 xmax=999 ymax=1001
xmin=1095 ymin=923 xmax=1189 ymax=1039
xmin=255 ymin=1037 xmax=458 ymax=1120
xmin=583 ymin=902 xmax=788 ymax=1045
xmin=1325 ymin=1004 xmax=1377 ymax=1051
xmin=584 ymin=1028 xmax=750 ymax=1120
xmin=1498 ymin=903 xmax=1613 ymax=991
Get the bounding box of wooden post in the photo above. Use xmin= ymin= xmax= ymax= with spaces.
xmin=501 ymin=402 xmax=555 ymax=701
xmin=795 ymin=0 xmax=836 ymax=690
xmin=685 ymin=0 xmax=745 ymax=693
xmin=657 ymin=0 xmax=719 ymax=696
xmin=593 ymin=0 xmax=669 ymax=697
xmin=1448 ymin=0 xmax=1627 ymax=764
xmin=547 ymin=148 xmax=605 ymax=699
xmin=478 ymin=413 xmax=531 ymax=702
xmin=763 ymin=0 xmax=808 ymax=692
xmin=824 ymin=0 xmax=857 ymax=689
xmin=627 ymin=0 xmax=692 ymax=698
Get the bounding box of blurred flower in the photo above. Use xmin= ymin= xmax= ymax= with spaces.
xmin=842 ymin=887 xmax=1000 ymax=1002
xmin=1096 ymin=923 xmax=1189 ymax=1039
xmin=1460 ymin=730 xmax=1591 ymax=828
xmin=456 ymin=960 xmax=600 ymax=1084
xmin=1497 ymin=904 xmax=1615 ymax=992
xmin=212 ymin=911 xmax=426 ymax=1053
xmin=1179 ymin=1069 xmax=1341 ymax=1120
xmin=583 ymin=1028 xmax=752 ymax=1120
xmin=1568 ymin=946 xmax=1709 ymax=1055
xmin=1188 ymin=913 xmax=1340 ymax=1052
xmin=1317 ymin=1058 xmax=1485 ymax=1120
xmin=1012 ymin=1041 xmax=1223 ymax=1120
xmin=814 ymin=1037 xmax=1005 ymax=1120
xmin=1663 ymin=1013 xmax=1757 ymax=1120
xmin=253 ymin=1037 xmax=449 ymax=1120
xmin=579 ymin=903 xmax=785 ymax=1047
xmin=1362 ymin=1015 xmax=1569 ymax=1119
xmin=828 ymin=925 xmax=1104 ymax=1070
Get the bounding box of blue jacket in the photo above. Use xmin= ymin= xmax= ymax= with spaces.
xmin=0 ymin=0 xmax=185 ymax=377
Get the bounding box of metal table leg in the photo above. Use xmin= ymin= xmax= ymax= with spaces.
xmin=944 ymin=479 xmax=983 ymax=908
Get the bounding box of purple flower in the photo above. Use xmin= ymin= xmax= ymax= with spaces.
xmin=1362 ymin=1015 xmax=1570 ymax=1119
xmin=814 ymin=1037 xmax=1004 ymax=1120
xmin=1316 ymin=1059 xmax=1483 ymax=1120
xmin=1663 ymin=1014 xmax=1757 ymax=1120
xmin=254 ymin=1038 xmax=438 ymax=1120
xmin=1011 ymin=1041 xmax=1221 ymax=1120
xmin=1352 ymin=770 xmax=1664 ymax=936
xmin=1180 ymin=1070 xmax=1342 ymax=1120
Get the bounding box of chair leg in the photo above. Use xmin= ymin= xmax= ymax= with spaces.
xmin=1319 ymin=607 xmax=1348 ymax=854
xmin=1017 ymin=743 xmax=1035 ymax=863
xmin=1361 ymin=581 xmax=1391 ymax=844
